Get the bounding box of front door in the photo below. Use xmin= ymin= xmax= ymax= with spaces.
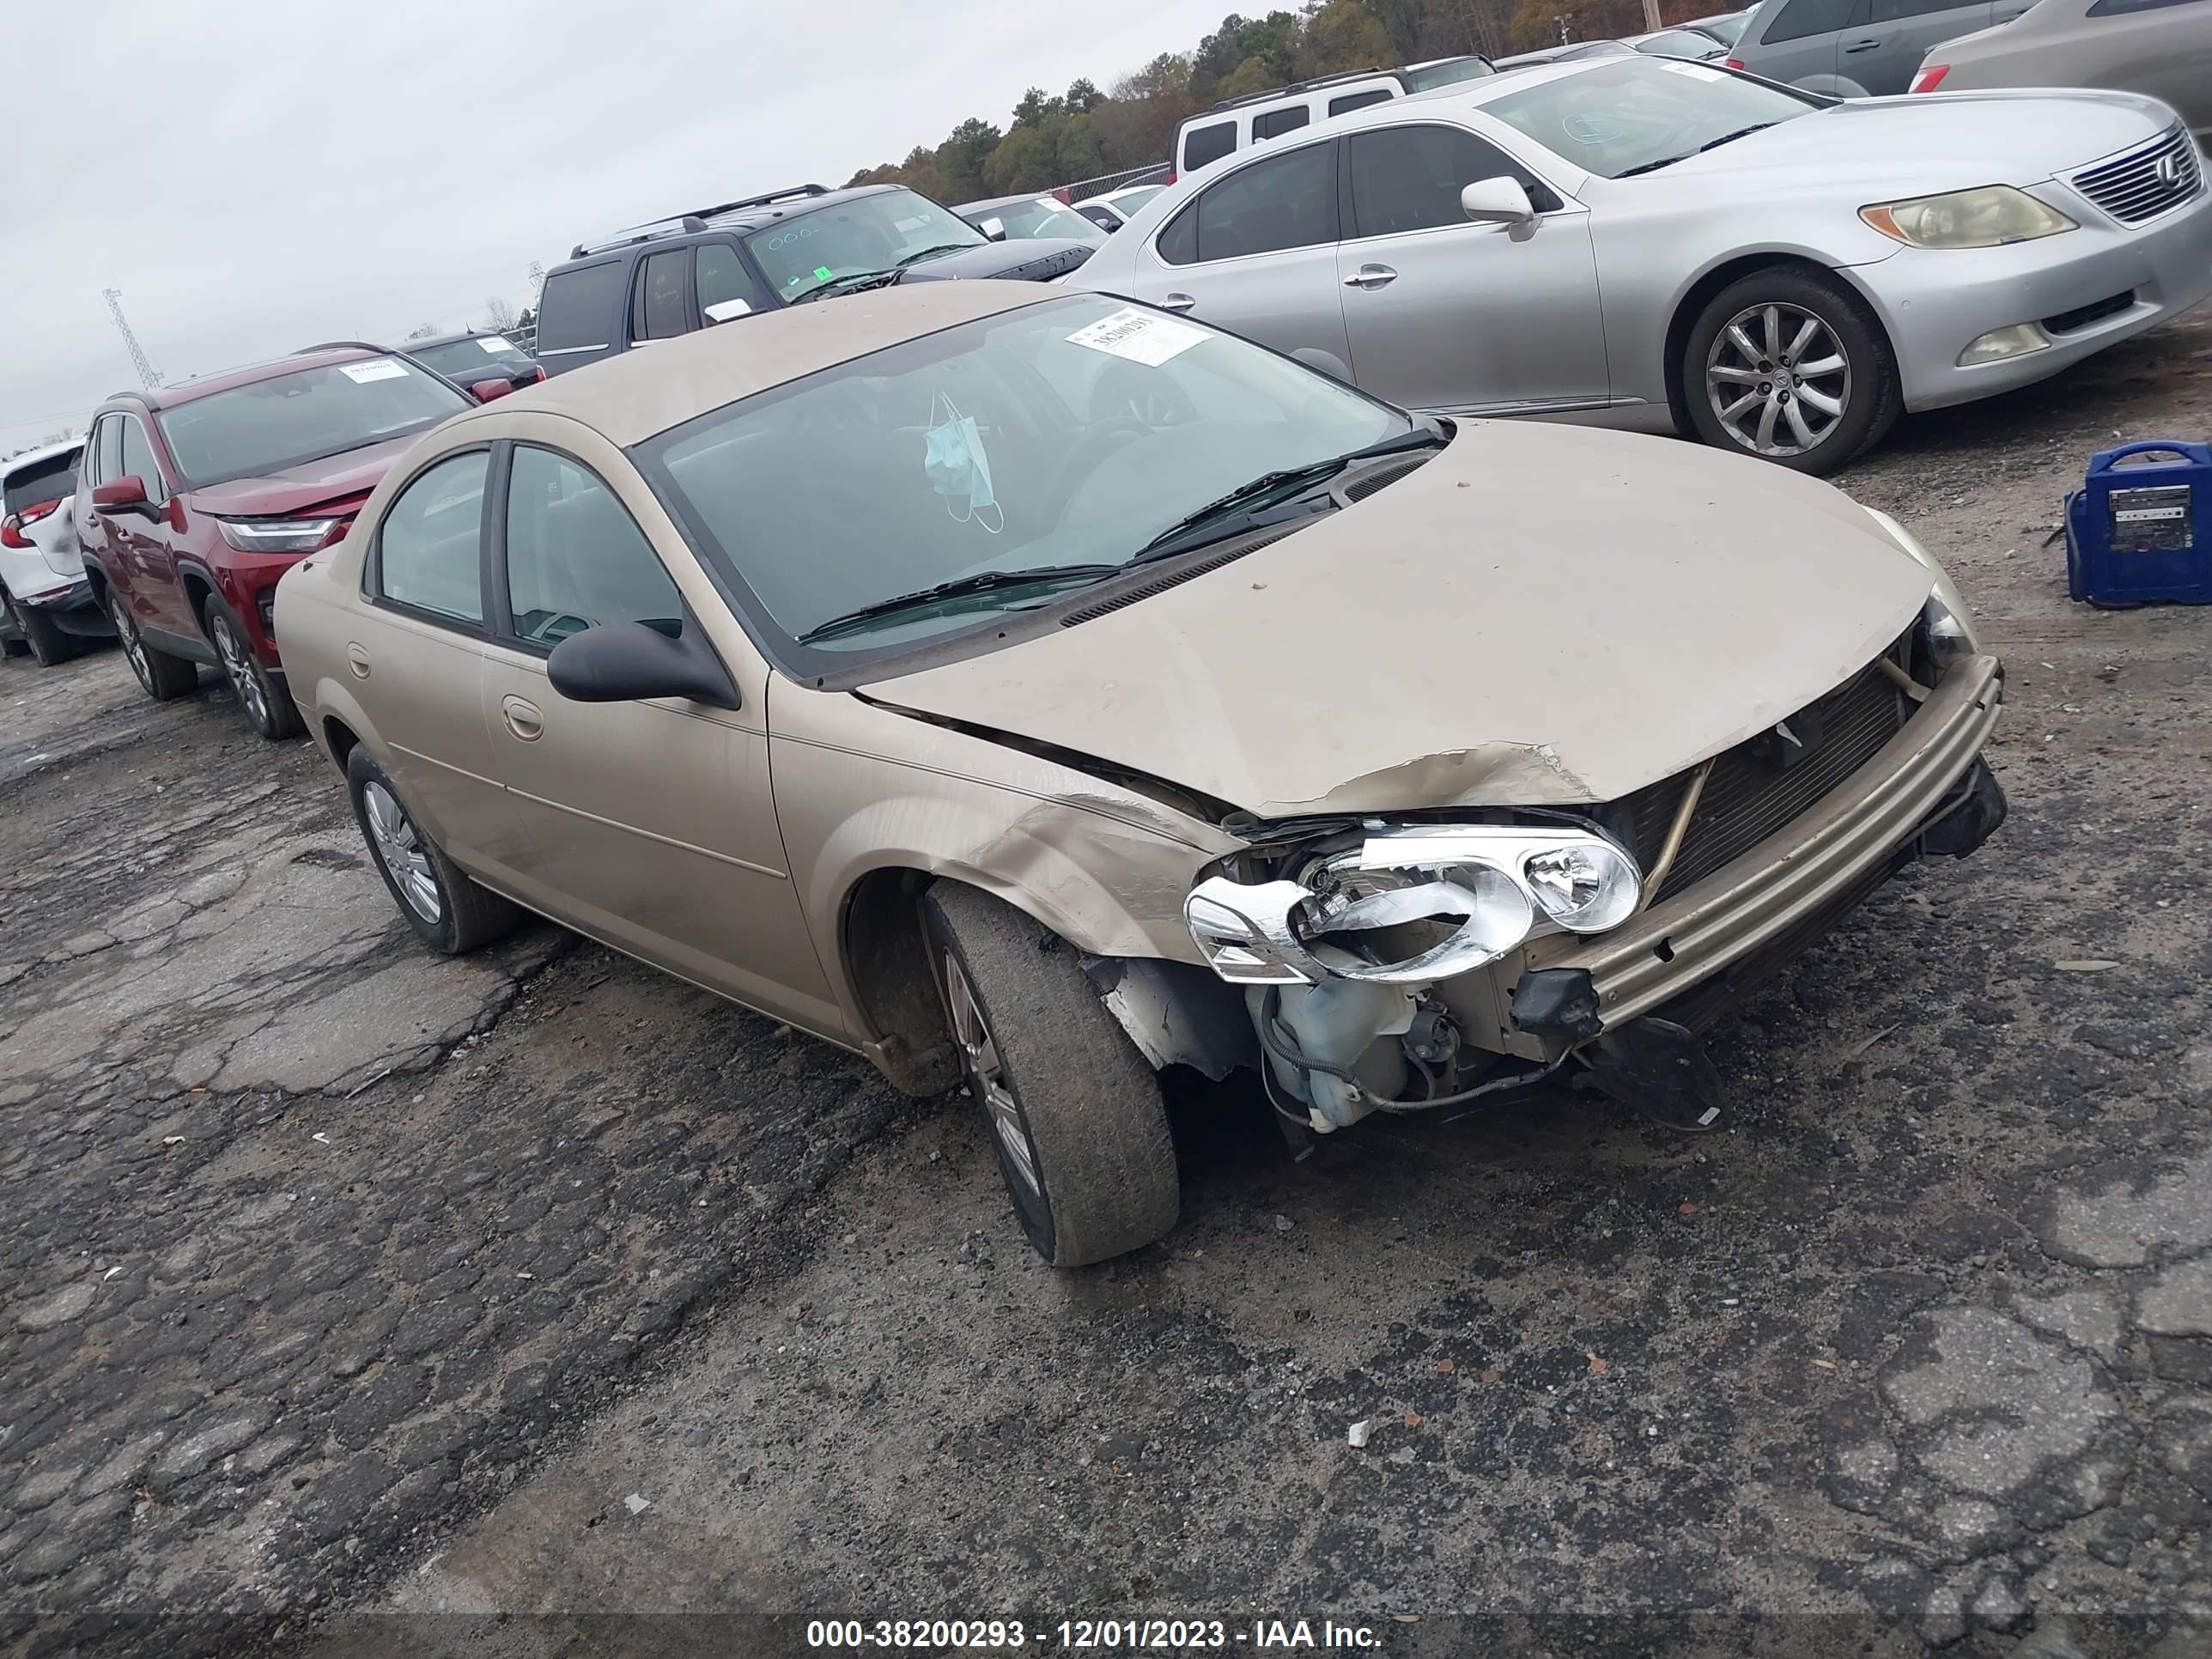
xmin=1335 ymin=122 xmax=1608 ymax=416
xmin=110 ymin=413 xmax=197 ymax=636
xmin=477 ymin=441 xmax=834 ymax=1027
xmin=1128 ymin=137 xmax=1357 ymax=382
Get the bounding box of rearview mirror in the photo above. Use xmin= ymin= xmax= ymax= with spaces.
xmin=547 ymin=620 xmax=740 ymax=710
xmin=93 ymin=476 xmax=151 ymax=516
xmin=1462 ymin=176 xmax=1537 ymax=231
xmin=469 ymin=378 xmax=514 ymax=404
xmin=979 ymin=216 xmax=1007 ymax=242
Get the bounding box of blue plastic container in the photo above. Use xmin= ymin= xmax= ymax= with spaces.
xmin=2064 ymin=441 xmax=2212 ymax=608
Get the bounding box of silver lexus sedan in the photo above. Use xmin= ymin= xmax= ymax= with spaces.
xmin=1072 ymin=56 xmax=2212 ymax=473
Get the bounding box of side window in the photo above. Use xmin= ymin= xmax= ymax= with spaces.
xmin=534 ymin=262 xmax=624 ymax=352
xmin=1156 ymin=202 xmax=1200 ymax=265
xmin=1329 ymin=88 xmax=1395 ymax=115
xmin=1193 ymin=141 xmax=1338 ymax=262
xmin=119 ymin=416 xmax=165 ymax=502
xmin=94 ymin=416 xmax=123 ymax=486
xmin=1182 ymin=119 xmax=1237 ymax=173
xmin=1347 ymin=125 xmax=1561 ymax=239
xmin=1869 ymin=0 xmax=1963 ymax=17
xmin=502 ymin=447 xmax=683 ymax=648
xmin=1251 ymin=104 xmax=1311 ymax=141
xmin=1760 ymin=0 xmax=1855 ymax=40
xmin=376 ymin=452 xmax=489 ymax=626
xmin=632 ymin=249 xmax=692 ymax=342
xmin=695 ymin=243 xmax=768 ymax=322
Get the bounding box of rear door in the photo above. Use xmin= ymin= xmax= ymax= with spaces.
xmin=629 ymin=247 xmax=696 ymax=344
xmin=1128 ymin=137 xmax=1356 ymax=381
xmin=1336 ymin=121 xmax=1607 ymax=414
xmin=1838 ymin=0 xmax=1995 ymax=90
xmin=1740 ymin=0 xmax=1852 ymax=84
xmin=532 ymin=259 xmax=628 ymax=375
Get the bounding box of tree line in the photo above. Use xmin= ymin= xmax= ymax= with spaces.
xmin=846 ymin=0 xmax=1691 ymax=202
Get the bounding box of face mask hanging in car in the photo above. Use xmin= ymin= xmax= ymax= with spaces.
xmin=923 ymin=392 xmax=1002 ymax=533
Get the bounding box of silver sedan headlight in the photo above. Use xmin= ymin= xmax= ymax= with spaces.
xmin=1859 ymin=185 xmax=2075 ymax=250
xmin=1183 ymin=825 xmax=1642 ymax=986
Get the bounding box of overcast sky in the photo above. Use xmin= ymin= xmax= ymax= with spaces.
xmin=2 ymin=0 xmax=1233 ymax=453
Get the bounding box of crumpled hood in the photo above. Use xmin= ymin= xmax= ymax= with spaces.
xmin=184 ymin=435 xmax=417 ymax=519
xmin=872 ymin=421 xmax=1936 ymax=818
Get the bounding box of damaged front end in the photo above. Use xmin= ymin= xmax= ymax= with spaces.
xmin=1173 ymin=640 xmax=2008 ymax=1141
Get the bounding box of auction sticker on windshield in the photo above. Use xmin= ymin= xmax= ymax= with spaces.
xmin=1066 ymin=307 xmax=1207 ymax=368
xmin=1658 ymin=60 xmax=1726 ymax=78
xmin=338 ymin=359 xmax=408 ymax=384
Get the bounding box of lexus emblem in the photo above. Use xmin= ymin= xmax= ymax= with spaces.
xmin=2154 ymin=151 xmax=2182 ymax=188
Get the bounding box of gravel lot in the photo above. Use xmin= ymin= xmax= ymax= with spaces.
xmin=5 ymin=308 xmax=2211 ymax=1659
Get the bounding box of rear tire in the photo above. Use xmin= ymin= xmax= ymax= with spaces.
xmin=108 ymin=588 xmax=198 ymax=701
xmin=345 ymin=745 xmax=523 ymax=955
xmin=1680 ymin=266 xmax=1899 ymax=476
xmin=204 ymin=597 xmax=302 ymax=739
xmin=921 ymin=882 xmax=1179 ymax=1268
xmin=0 ymin=592 xmax=27 ymax=659
xmin=5 ymin=591 xmax=78 ymax=667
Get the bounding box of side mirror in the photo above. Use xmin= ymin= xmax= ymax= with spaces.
xmin=469 ymin=378 xmax=514 ymax=404
xmin=979 ymin=216 xmax=1008 ymax=242
xmin=547 ymin=620 xmax=740 ymax=710
xmin=1462 ymin=176 xmax=1538 ymax=230
xmin=93 ymin=476 xmax=151 ymax=515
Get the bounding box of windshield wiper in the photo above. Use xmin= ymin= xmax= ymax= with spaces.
xmin=895 ymin=243 xmax=978 ymax=268
xmin=1134 ymin=425 xmax=1448 ymax=562
xmin=798 ymin=563 xmax=1122 ymax=643
xmin=789 ymin=268 xmax=902 ymax=304
xmin=1618 ymin=121 xmax=1782 ymax=177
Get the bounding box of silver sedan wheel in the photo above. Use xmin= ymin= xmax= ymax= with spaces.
xmin=941 ymin=949 xmax=1042 ymax=1199
xmin=209 ymin=612 xmax=268 ymax=728
xmin=363 ymin=781 xmax=442 ymax=924
xmin=1704 ymin=302 xmax=1851 ymax=459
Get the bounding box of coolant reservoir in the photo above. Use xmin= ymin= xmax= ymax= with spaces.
xmin=1250 ymin=980 xmax=1416 ymax=1132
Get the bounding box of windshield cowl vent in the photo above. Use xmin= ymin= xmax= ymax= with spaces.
xmin=1340 ymin=454 xmax=1430 ymax=502
xmin=1060 ymin=530 xmax=1298 ymax=629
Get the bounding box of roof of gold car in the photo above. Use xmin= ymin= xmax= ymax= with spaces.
xmin=448 ymin=281 xmax=1064 ymax=447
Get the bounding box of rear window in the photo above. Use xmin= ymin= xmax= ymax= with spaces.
xmin=4 ymin=452 xmax=80 ymax=516
xmin=412 ymin=337 xmax=532 ymax=380
xmin=157 ymin=359 xmax=469 ymax=488
xmin=536 ymin=262 xmax=625 ymax=351
xmin=1759 ymin=0 xmax=1855 ymax=42
xmin=1182 ymin=120 xmax=1237 ymax=172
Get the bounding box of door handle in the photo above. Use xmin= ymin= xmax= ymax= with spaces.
xmin=1343 ymin=264 xmax=1399 ymax=290
xmin=1158 ymin=292 xmax=1197 ymax=313
xmin=344 ymin=642 xmax=371 ymax=680
xmin=501 ymin=695 xmax=544 ymax=742
xmin=1842 ymin=36 xmax=1881 ymax=50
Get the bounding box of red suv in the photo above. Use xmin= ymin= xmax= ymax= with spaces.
xmin=77 ymin=346 xmax=490 ymax=738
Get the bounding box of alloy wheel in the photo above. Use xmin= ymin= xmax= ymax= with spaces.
xmin=209 ymin=612 xmax=269 ymax=728
xmin=362 ymin=781 xmax=442 ymax=923
xmin=110 ymin=594 xmax=153 ymax=690
xmin=1704 ymin=302 xmax=1851 ymax=459
xmin=941 ymin=949 xmax=1042 ymax=1199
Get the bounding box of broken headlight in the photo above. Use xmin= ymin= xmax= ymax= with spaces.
xmin=1863 ymin=506 xmax=1979 ymax=672
xmin=1183 ymin=825 xmax=1641 ymax=986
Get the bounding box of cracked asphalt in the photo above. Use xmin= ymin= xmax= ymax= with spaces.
xmin=6 ymin=307 xmax=2212 ymax=1659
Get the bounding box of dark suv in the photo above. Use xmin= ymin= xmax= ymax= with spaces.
xmin=533 ymin=183 xmax=1096 ymax=376
xmin=76 ymin=346 xmax=481 ymax=738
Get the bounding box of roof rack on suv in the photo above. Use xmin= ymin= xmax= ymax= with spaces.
xmin=567 ymin=184 xmax=832 ymax=260
xmin=1206 ymin=66 xmax=1388 ymax=112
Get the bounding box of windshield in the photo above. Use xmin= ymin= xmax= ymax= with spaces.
xmin=973 ymin=198 xmax=1107 ymax=243
xmin=413 ymin=337 xmax=533 ymax=380
xmin=1482 ymin=56 xmax=1814 ymax=178
xmin=743 ymin=189 xmax=984 ymax=303
xmin=1103 ymin=185 xmax=1163 ymax=216
xmin=1696 ymin=11 xmax=1749 ymax=45
xmin=1402 ymin=55 xmax=1497 ymax=91
xmin=159 ymin=358 xmax=468 ymax=487
xmin=1635 ymin=28 xmax=1726 ymax=57
xmin=642 ymin=294 xmax=1407 ymax=662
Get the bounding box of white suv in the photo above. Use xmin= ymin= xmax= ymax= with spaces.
xmin=1 ymin=440 xmax=103 ymax=666
xmin=1171 ymin=58 xmax=1494 ymax=179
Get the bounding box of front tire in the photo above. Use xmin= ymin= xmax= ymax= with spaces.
xmin=922 ymin=883 xmax=1180 ymax=1268
xmin=1681 ymin=266 xmax=1899 ymax=475
xmin=345 ymin=745 xmax=522 ymax=955
xmin=108 ymin=588 xmax=198 ymax=701
xmin=204 ymin=597 xmax=302 ymax=739
xmin=5 ymin=590 xmax=78 ymax=667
